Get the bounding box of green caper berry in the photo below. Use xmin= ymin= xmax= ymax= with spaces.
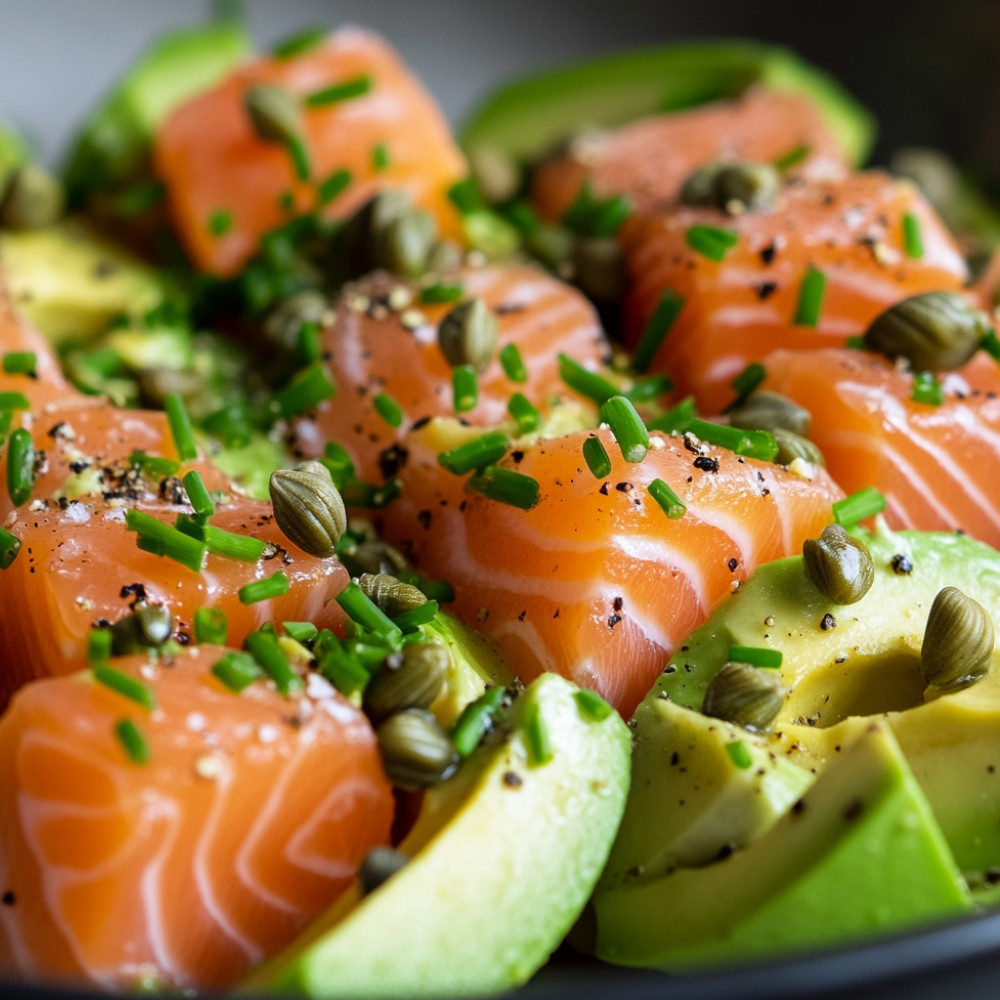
xmin=269 ymin=460 xmax=347 ymax=558
xmin=702 ymin=661 xmax=788 ymax=733
xmin=570 ymin=236 xmax=627 ymax=303
xmin=374 ymin=209 xmax=437 ymax=277
xmin=802 ymin=524 xmax=875 ymax=605
xmin=376 ymin=707 xmax=460 ymax=790
xmin=263 ymin=291 xmax=330 ymax=352
xmin=425 ymin=239 xmax=465 ymax=274
xmin=363 ymin=642 xmax=451 ymax=724
xmin=921 ymin=585 xmax=994 ymax=692
xmin=0 ymin=164 xmax=65 ymax=230
xmin=437 ymin=298 xmax=499 ymax=375
xmin=467 ymin=146 xmax=522 ymax=205
xmin=244 ymin=83 xmax=305 ymax=147
xmin=714 ymin=162 xmax=780 ymax=213
xmin=358 ymin=572 xmax=428 ymax=616
xmin=524 ymin=224 xmax=573 ymax=271
xmin=772 ymin=428 xmax=825 ymax=467
xmin=109 ymin=604 xmax=174 ymax=656
xmin=863 ymin=291 xmax=990 ymax=372
xmin=359 ymin=846 xmax=409 ymax=896
xmin=728 ymin=391 xmax=812 ymax=437
xmin=680 ymin=161 xmax=725 ymax=207
xmin=338 ymin=539 xmax=412 ymax=579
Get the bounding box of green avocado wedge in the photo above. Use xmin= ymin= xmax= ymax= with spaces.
xmin=593 ymin=724 xmax=971 ymax=970
xmin=240 ymin=673 xmax=630 ymax=998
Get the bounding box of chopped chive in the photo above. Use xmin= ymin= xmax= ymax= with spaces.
xmin=729 ymin=363 xmax=766 ymax=407
xmin=845 ymin=335 xmax=867 ymax=350
xmin=304 ymin=74 xmax=372 ymax=107
xmin=244 ymin=629 xmax=302 ymax=696
xmin=981 ymin=331 xmax=1000 ymax=363
xmin=504 ymin=199 xmax=541 ymax=234
xmin=298 ymin=320 xmax=322 ymax=364
xmin=574 ymin=688 xmax=613 ymax=721
xmin=207 ymin=210 xmax=233 ymax=236
xmin=730 ymin=645 xmax=783 ymax=669
xmin=272 ymin=25 xmax=326 ymax=58
xmin=129 ymin=450 xmax=181 ymax=478
xmin=558 ymin=352 xmax=618 ymax=404
xmin=126 ymin=509 xmax=206 ymax=573
xmin=420 ymin=282 xmax=464 ymax=304
xmin=164 ymin=393 xmax=197 ymax=462
xmin=647 ymin=396 xmax=697 ymax=435
xmin=499 ymin=343 xmax=528 ymax=383
xmin=0 ymin=391 xmax=30 ymax=410
xmin=912 ymin=370 xmax=943 ymax=406
xmin=524 ymin=700 xmax=553 ymax=766
xmin=452 ymin=365 xmax=479 ymax=413
xmin=562 ymin=181 xmax=599 ymax=232
xmin=451 ymin=686 xmax=506 ymax=758
xmin=902 ymin=212 xmax=924 ymax=259
xmin=115 ymin=718 xmax=151 ymax=765
xmin=582 ymin=435 xmax=612 ymax=479
xmin=283 ymin=621 xmax=318 ymax=642
xmin=632 ymin=289 xmax=685 ymax=373
xmin=211 ymin=650 xmax=263 ymax=692
xmin=176 ymin=515 xmax=268 ymax=563
xmin=467 ymin=466 xmax=540 ymax=510
xmin=372 ymin=141 xmax=390 ymax=172
xmin=833 ymin=487 xmax=886 ymax=527
xmin=318 ymin=647 xmax=370 ymax=696
xmin=373 ymin=392 xmax=404 ymax=429
xmin=437 ymin=431 xmax=509 ymax=475
xmin=321 ymin=440 xmax=355 ymax=489
xmin=600 ymin=395 xmax=649 ymax=463
xmin=0 ymin=410 xmax=12 ymax=447
xmin=685 ymin=224 xmax=739 ymax=262
xmin=336 ymin=581 xmax=402 ymax=639
xmin=2 ymin=351 xmax=36 ymax=377
xmin=690 ymin=418 xmax=779 ymax=462
xmin=774 ymin=143 xmax=811 ymax=172
xmin=392 ymin=599 xmax=439 ymax=632
xmin=202 ymin=402 xmax=253 ymax=449
xmin=447 ymin=177 xmax=484 ymax=215
xmin=793 ymin=266 xmax=826 ymax=327
xmin=625 ymin=373 xmax=673 ymax=403
xmin=590 ymin=194 xmax=632 ymax=237
xmin=6 ymin=427 xmax=35 ymax=507
xmin=87 ymin=628 xmax=112 ymax=664
xmin=238 ymin=572 xmax=290 ymax=604
xmin=725 ymin=740 xmax=753 ymax=770
xmin=182 ymin=471 xmax=216 ymax=518
xmin=287 ymin=135 xmax=312 ymax=181
xmin=93 ymin=665 xmax=156 ymax=709
xmin=194 ymin=607 xmax=228 ymax=645
xmin=507 ymin=392 xmax=540 ymax=432
xmin=271 ymin=363 xmax=336 ymax=420
xmin=649 ymin=478 xmax=686 ymax=519
xmin=317 ymin=167 xmax=352 ymax=205
xmin=0 ymin=525 xmax=20 ymax=569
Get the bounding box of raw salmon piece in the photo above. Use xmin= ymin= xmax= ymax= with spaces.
xmin=759 ymin=347 xmax=1000 ymax=545
xmin=154 ymin=28 xmax=467 ymax=277
xmin=290 ymin=262 xmax=610 ymax=483
xmin=0 ymin=645 xmax=393 ymax=992
xmin=380 ymin=422 xmax=843 ymax=716
xmin=622 ymin=171 xmax=968 ymax=413
xmin=531 ymin=88 xmax=849 ymax=224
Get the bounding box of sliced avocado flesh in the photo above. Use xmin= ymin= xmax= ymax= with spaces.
xmin=593 ymin=725 xmax=971 ymax=970
xmin=208 ymin=434 xmax=289 ymax=502
xmin=240 ymin=673 xmax=630 ymax=998
xmin=460 ymin=40 xmax=875 ymax=181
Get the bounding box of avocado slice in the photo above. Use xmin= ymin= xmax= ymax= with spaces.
xmin=240 ymin=672 xmax=630 ymax=997
xmin=460 ymin=40 xmax=875 ymax=190
xmin=593 ymin=724 xmax=971 ymax=970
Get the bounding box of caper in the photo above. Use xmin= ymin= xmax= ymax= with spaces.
xmin=109 ymin=604 xmax=174 ymax=656
xmin=802 ymin=524 xmax=875 ymax=605
xmin=244 ymin=83 xmax=304 ymax=147
xmin=269 ymin=460 xmax=347 ymax=558
xmin=714 ymin=162 xmax=780 ymax=213
xmin=467 ymin=145 xmax=522 ymax=206
xmin=702 ymin=661 xmax=788 ymax=732
xmin=863 ymin=291 xmax=990 ymax=372
xmin=338 ymin=539 xmax=412 ymax=578
xmin=570 ymin=236 xmax=627 ymax=303
xmin=0 ymin=164 xmax=65 ymax=230
xmin=263 ymin=291 xmax=330 ymax=352
xmin=425 ymin=239 xmax=465 ymax=274
xmin=772 ymin=428 xmax=825 ymax=467
xmin=358 ymin=572 xmax=428 ymax=616
xmin=363 ymin=642 xmax=451 ymax=724
xmin=921 ymin=585 xmax=994 ymax=692
xmin=374 ymin=209 xmax=437 ymax=277
xmin=437 ymin=298 xmax=498 ymax=374
xmin=359 ymin=847 xmax=409 ymax=896
xmin=728 ymin=391 xmax=812 ymax=437
xmin=680 ymin=161 xmax=725 ymax=207
xmin=376 ymin=707 xmax=460 ymax=789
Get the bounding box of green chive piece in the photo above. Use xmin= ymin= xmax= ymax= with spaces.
xmin=211 ymin=650 xmax=263 ymax=692
xmin=0 ymin=526 xmax=20 ymax=569
xmin=590 ymin=194 xmax=632 ymax=237
xmin=524 ymin=700 xmax=553 ymax=766
xmin=164 ymin=393 xmax=197 ymax=462
xmin=633 ymin=289 xmax=685 ymax=373
xmin=912 ymin=370 xmax=944 ymax=406
xmin=245 ymin=629 xmax=302 ymax=696
xmin=725 ymin=740 xmax=753 ymax=769
xmin=182 ymin=471 xmax=216 ymax=518
xmin=93 ymin=665 xmax=156 ymax=709
xmin=271 ymin=363 xmax=336 ymax=420
xmin=774 ymin=143 xmax=811 ymax=172
xmin=625 ymin=373 xmax=673 ymax=403
xmin=902 ymin=212 xmax=924 ymax=259
xmin=317 ymin=167 xmax=352 ymax=206
xmin=600 ymin=395 xmax=649 ymax=463
xmin=730 ymin=645 xmax=783 ymax=669
xmin=981 ymin=332 xmax=1000 ymax=363
xmin=467 ymin=466 xmax=540 ymax=510
xmin=298 ymin=321 xmax=321 ymax=364
xmin=126 ymin=509 xmax=206 ymax=573
xmin=321 ymin=441 xmax=355 ymax=489
xmin=305 ymin=74 xmax=372 ymax=107
xmin=336 ymin=581 xmax=402 ymax=639
xmin=392 ymin=599 xmax=440 ymax=633
xmin=499 ymin=343 xmax=528 ymax=383
xmin=238 ymin=572 xmax=290 ymax=605
xmin=420 ymin=282 xmax=465 ymax=304
xmin=583 ymin=435 xmax=612 ymax=479
xmin=6 ymin=427 xmax=35 ymax=507
xmin=686 ymin=418 xmax=779 ymax=462
xmin=447 ymin=177 xmax=484 ymax=215
xmin=452 ymin=365 xmax=479 ymax=413
xmin=685 ymin=224 xmax=739 ymax=262
xmin=283 ymin=621 xmax=318 ymax=642
xmin=451 ymin=686 xmax=506 ymax=758
xmin=561 ymin=182 xmax=631 ymax=238
xmin=729 ymin=363 xmax=766 ymax=406
xmin=176 ymin=515 xmax=268 ymax=563
xmin=373 ymin=392 xmax=404 ymax=429
xmin=507 ymin=392 xmax=540 ymax=432
xmin=372 ymin=142 xmax=390 ymax=172
xmin=194 ymin=607 xmax=228 ymax=645
xmin=833 ymin=487 xmax=886 ymax=527
xmin=437 ymin=431 xmax=509 ymax=475
xmin=288 ymin=135 xmax=312 ymax=181
xmin=649 ymin=478 xmax=686 ymax=519
xmin=115 ymin=718 xmax=151 ymax=765
xmin=2 ymin=351 xmax=36 ymax=377
xmin=574 ymin=688 xmax=613 ymax=721
xmin=87 ymin=628 xmax=112 ymax=664
xmin=202 ymin=402 xmax=253 ymax=450
xmin=0 ymin=392 xmax=30 ymax=410
xmin=318 ymin=647 xmax=370 ymax=696
xmin=130 ymin=450 xmax=181 ymax=478
xmin=558 ymin=352 xmax=618 ymax=404
xmin=793 ymin=266 xmax=826 ymax=327
xmin=272 ymin=25 xmax=327 ymax=58
xmin=647 ymin=396 xmax=696 ymax=435
xmin=845 ymin=335 xmax=867 ymax=350
xmin=208 ymin=210 xmax=233 ymax=236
